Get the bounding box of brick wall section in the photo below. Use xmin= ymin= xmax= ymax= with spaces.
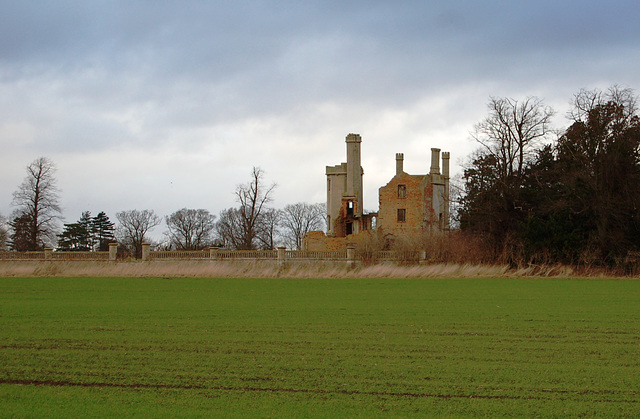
xmin=303 ymin=230 xmax=376 ymax=251
xmin=377 ymin=172 xmax=436 ymax=236
xmin=303 ymin=231 xmax=348 ymax=251
xmin=423 ymin=181 xmax=438 ymax=230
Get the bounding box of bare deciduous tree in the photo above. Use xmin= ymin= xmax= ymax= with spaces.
xmin=116 ymin=209 xmax=161 ymax=258
xmin=165 ymin=208 xmax=216 ymax=250
xmin=280 ymin=202 xmax=325 ymax=250
xmin=235 ymin=167 xmax=277 ymax=250
xmin=0 ymin=213 xmax=8 ymax=251
xmin=215 ymin=207 xmax=244 ymax=249
xmin=11 ymin=157 xmax=62 ymax=250
xmin=568 ymin=85 xmax=638 ymax=124
xmin=215 ymin=168 xmax=277 ymax=250
xmin=472 ymin=96 xmax=555 ymax=180
xmin=256 ymin=208 xmax=281 ymax=250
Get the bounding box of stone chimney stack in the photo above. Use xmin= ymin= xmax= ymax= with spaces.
xmin=442 ymin=151 xmax=450 ymax=231
xmin=346 ymin=133 xmax=362 ymax=196
xmin=442 ymin=152 xmax=450 ymax=179
xmin=345 ymin=133 xmax=363 ymax=217
xmin=396 ymin=153 xmax=404 ymax=176
xmin=430 ymin=148 xmax=441 ymax=174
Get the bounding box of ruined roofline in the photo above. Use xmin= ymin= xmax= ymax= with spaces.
xmin=326 ymin=162 xmax=347 ymax=175
xmin=378 ymin=173 xmax=430 ymax=189
xmin=392 ymin=149 xmax=449 ymax=176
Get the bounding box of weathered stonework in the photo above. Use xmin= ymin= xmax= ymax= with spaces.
xmin=303 ymin=231 xmax=347 ymax=252
xmin=325 ymin=134 xmax=375 ymax=239
xmin=377 ymin=149 xmax=450 ymax=238
xmin=304 ymin=135 xmax=449 ymax=251
xmin=303 ymin=230 xmax=374 ymax=252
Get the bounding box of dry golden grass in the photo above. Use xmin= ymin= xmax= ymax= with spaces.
xmin=0 ymin=260 xmax=606 ymax=279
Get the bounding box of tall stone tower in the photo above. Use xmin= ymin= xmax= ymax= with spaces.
xmin=326 ymin=134 xmax=364 ymax=236
xmin=345 ymin=133 xmax=363 ymax=218
xmin=442 ymin=151 xmax=450 ymax=231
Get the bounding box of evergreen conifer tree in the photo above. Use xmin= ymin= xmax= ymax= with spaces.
xmin=9 ymin=213 xmax=35 ymax=251
xmin=57 ymin=211 xmax=93 ymax=251
xmin=91 ymin=211 xmax=116 ymax=251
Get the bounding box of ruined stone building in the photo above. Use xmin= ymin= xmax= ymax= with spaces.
xmin=304 ymin=133 xmax=450 ymax=251
xmin=377 ymin=149 xmax=450 ymax=237
xmin=325 ymin=134 xmax=375 ymax=238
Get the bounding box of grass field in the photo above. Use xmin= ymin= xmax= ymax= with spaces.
xmin=0 ymin=277 xmax=638 ymax=417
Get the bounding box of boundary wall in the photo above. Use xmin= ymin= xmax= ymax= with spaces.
xmin=1 ymin=245 xmax=427 ymax=266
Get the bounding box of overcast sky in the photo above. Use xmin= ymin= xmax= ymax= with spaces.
xmin=2 ymin=1 xmax=640 ymax=239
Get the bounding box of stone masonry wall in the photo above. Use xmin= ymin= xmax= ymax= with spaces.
xmin=303 ymin=231 xmax=348 ymax=251
xmin=303 ymin=230 xmax=375 ymax=251
xmin=377 ymin=172 xmax=433 ymax=236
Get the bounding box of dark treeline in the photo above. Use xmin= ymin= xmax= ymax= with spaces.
xmin=459 ymin=86 xmax=640 ymax=267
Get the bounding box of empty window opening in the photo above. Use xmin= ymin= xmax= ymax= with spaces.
xmin=398 ymin=184 xmax=407 ymax=198
xmin=397 ymin=209 xmax=406 ymax=223
xmin=347 ymin=201 xmax=354 ymax=216
xmin=346 ymin=222 xmax=353 ymax=235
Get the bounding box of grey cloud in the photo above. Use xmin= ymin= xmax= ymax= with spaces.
xmin=4 ymin=1 xmax=634 ymax=99
xmin=2 ymin=1 xmax=640 ymax=171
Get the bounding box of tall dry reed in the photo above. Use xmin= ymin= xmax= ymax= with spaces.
xmin=0 ymin=260 xmax=624 ymax=278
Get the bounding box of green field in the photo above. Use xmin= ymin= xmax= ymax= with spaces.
xmin=0 ymin=277 xmax=638 ymax=417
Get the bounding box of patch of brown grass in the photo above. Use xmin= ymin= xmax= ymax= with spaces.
xmin=0 ymin=260 xmax=624 ymax=278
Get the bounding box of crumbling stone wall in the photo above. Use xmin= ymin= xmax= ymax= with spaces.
xmin=377 ymin=173 xmax=436 ymax=237
xmin=303 ymin=135 xmax=449 ymax=251
xmin=303 ymin=231 xmax=348 ymax=252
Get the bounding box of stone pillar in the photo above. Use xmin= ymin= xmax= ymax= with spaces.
xmin=345 ymin=133 xmax=363 ymax=218
xmin=277 ymin=246 xmax=286 ymax=267
xmin=209 ymin=247 xmax=219 ymax=259
xmin=430 ymin=148 xmax=441 ymax=174
xmin=346 ymin=244 xmax=356 ymax=269
xmin=396 ymin=153 xmax=404 ymax=175
xmin=442 ymin=151 xmax=451 ymax=231
xmin=345 ymin=134 xmax=362 ymax=197
xmin=109 ymin=243 xmax=118 ymax=261
xmin=141 ymin=243 xmax=151 ymax=261
xmin=442 ymin=152 xmax=450 ymax=178
xmin=44 ymin=248 xmax=53 ymax=260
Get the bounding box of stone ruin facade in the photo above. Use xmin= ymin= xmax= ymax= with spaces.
xmin=304 ymin=133 xmax=450 ymax=251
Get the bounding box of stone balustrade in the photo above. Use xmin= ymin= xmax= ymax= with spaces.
xmin=1 ymin=244 xmax=428 ymax=266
